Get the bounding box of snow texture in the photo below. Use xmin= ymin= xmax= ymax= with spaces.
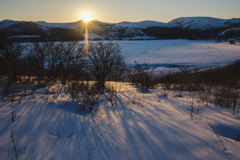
xmin=0 ymin=82 xmax=240 ymax=160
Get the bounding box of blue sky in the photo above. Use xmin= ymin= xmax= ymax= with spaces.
xmin=0 ymin=0 xmax=239 ymax=23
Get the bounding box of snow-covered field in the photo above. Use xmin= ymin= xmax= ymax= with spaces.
xmin=116 ymin=40 xmax=240 ymax=70
xmin=0 ymin=83 xmax=239 ymax=160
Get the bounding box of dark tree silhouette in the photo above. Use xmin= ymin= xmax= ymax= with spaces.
xmin=87 ymin=41 xmax=125 ymax=89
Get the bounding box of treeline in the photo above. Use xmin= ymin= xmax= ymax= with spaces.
xmin=217 ymin=29 xmax=240 ymax=41
xmin=159 ymin=60 xmax=240 ymax=87
xmin=0 ymin=38 xmax=83 ymax=84
xmin=158 ymin=60 xmax=240 ymax=114
xmin=142 ymin=27 xmax=230 ymax=40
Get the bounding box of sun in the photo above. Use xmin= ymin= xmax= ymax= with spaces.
xmin=81 ymin=13 xmax=92 ymax=22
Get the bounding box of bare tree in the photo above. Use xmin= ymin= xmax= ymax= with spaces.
xmin=87 ymin=41 xmax=125 ymax=90
xmin=30 ymin=42 xmax=48 ymax=84
xmin=0 ymin=35 xmax=25 ymax=82
xmin=131 ymin=61 xmax=156 ymax=90
xmin=45 ymin=41 xmax=65 ymax=80
xmin=60 ymin=41 xmax=85 ymax=84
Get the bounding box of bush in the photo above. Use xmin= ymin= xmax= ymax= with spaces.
xmin=130 ymin=61 xmax=156 ymax=90
xmin=68 ymin=81 xmax=101 ymax=112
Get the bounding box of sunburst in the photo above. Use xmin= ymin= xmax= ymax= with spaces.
xmin=81 ymin=13 xmax=92 ymax=22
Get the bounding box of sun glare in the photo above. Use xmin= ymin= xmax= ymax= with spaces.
xmin=81 ymin=13 xmax=92 ymax=22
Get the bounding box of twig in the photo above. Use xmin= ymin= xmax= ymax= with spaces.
xmin=201 ymin=130 xmax=226 ymax=155
xmin=233 ymin=129 xmax=240 ymax=142
xmin=208 ymin=123 xmax=226 ymax=151
xmin=11 ymin=130 xmax=18 ymax=160
xmin=54 ymin=123 xmax=60 ymax=137
xmin=8 ymin=134 xmax=11 ymax=159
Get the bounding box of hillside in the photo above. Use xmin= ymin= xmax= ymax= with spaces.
xmin=169 ymin=17 xmax=240 ymax=30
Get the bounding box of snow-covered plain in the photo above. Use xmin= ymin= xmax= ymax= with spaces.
xmin=0 ymin=40 xmax=240 ymax=160
xmin=0 ymin=82 xmax=240 ymax=160
xmin=112 ymin=40 xmax=240 ymax=71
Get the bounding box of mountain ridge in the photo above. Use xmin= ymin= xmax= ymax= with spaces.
xmin=1 ymin=16 xmax=240 ymax=30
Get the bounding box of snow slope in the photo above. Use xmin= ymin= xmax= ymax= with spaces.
xmin=0 ymin=83 xmax=239 ymax=160
xmin=169 ymin=17 xmax=240 ymax=30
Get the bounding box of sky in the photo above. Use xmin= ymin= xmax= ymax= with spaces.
xmin=0 ymin=0 xmax=240 ymax=23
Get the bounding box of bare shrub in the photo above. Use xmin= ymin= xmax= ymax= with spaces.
xmin=0 ymin=35 xmax=26 ymax=82
xmin=59 ymin=41 xmax=85 ymax=84
xmin=214 ymin=87 xmax=239 ymax=114
xmin=1 ymin=78 xmax=13 ymax=98
xmin=208 ymin=123 xmax=227 ymax=151
xmin=30 ymin=42 xmax=48 ymax=84
xmin=69 ymin=81 xmax=101 ymax=112
xmin=178 ymin=65 xmax=192 ymax=73
xmin=29 ymin=41 xmax=85 ymax=85
xmin=130 ymin=61 xmax=156 ymax=90
xmin=105 ymin=84 xmax=118 ymax=108
xmin=198 ymin=91 xmax=210 ymax=107
xmin=161 ymin=83 xmax=172 ymax=97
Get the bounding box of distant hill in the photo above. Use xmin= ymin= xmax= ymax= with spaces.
xmin=0 ymin=20 xmax=25 ymax=29
xmin=169 ymin=17 xmax=240 ymax=30
xmin=1 ymin=17 xmax=240 ymax=30
xmin=116 ymin=21 xmax=171 ymax=28
xmin=0 ymin=19 xmax=172 ymax=30
xmin=0 ymin=16 xmax=240 ymax=41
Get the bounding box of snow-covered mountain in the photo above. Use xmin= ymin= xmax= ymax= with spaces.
xmin=0 ymin=19 xmax=172 ymax=30
xmin=1 ymin=17 xmax=240 ymax=30
xmin=1 ymin=17 xmax=240 ymax=41
xmin=0 ymin=20 xmax=25 ymax=29
xmin=35 ymin=20 xmax=111 ymax=29
xmin=34 ymin=21 xmax=79 ymax=29
xmin=169 ymin=17 xmax=240 ymax=30
xmin=116 ymin=20 xmax=171 ymax=28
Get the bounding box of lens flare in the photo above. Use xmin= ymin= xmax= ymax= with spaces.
xmin=81 ymin=13 xmax=92 ymax=22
